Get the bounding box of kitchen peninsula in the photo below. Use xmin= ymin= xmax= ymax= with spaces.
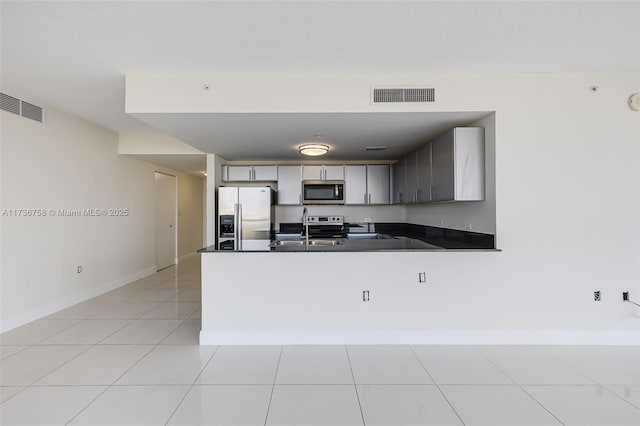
xmin=199 ymin=223 xmax=497 ymax=345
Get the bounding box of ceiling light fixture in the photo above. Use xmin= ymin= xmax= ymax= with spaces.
xmin=298 ymin=143 xmax=329 ymax=156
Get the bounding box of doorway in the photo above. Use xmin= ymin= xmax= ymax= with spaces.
xmin=155 ymin=172 xmax=177 ymax=270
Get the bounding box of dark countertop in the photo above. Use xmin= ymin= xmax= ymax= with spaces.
xmin=198 ymin=222 xmax=498 ymax=253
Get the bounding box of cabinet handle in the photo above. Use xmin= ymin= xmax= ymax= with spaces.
xmin=253 ymin=169 xmax=256 ymax=180
xmin=364 ymin=193 xmax=367 ymax=204
xmin=299 ymin=194 xmax=302 ymax=205
xmin=249 ymin=170 xmax=252 ymax=180
xmin=368 ymin=194 xmax=372 ymax=204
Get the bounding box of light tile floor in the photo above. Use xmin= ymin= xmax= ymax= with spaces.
xmin=1 ymin=256 xmax=639 ymax=425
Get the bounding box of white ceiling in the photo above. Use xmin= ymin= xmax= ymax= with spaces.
xmin=1 ymin=1 xmax=638 ymax=163
xmin=134 ymin=111 xmax=490 ymax=160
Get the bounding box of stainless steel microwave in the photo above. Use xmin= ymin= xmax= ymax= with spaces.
xmin=302 ymin=180 xmax=345 ymax=205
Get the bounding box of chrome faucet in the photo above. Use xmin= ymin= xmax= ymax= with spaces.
xmin=302 ymin=207 xmax=309 ymax=245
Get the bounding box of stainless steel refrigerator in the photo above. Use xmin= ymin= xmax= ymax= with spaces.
xmin=218 ymin=186 xmax=275 ymax=251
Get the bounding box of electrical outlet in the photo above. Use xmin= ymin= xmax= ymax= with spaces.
xmin=77 ymin=265 xmax=83 ymax=274
xmin=418 ymin=272 xmax=427 ymax=283
xmin=623 ymin=291 xmax=629 ymax=301
xmin=594 ymin=290 xmax=601 ymax=301
xmin=362 ymin=290 xmax=370 ymax=302
xmin=364 ymin=217 xmax=371 ymax=223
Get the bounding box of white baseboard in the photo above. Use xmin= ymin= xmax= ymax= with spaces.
xmin=199 ymin=329 xmax=640 ymax=346
xmin=0 ymin=266 xmax=157 ymax=333
xmin=178 ymin=251 xmax=198 ymax=263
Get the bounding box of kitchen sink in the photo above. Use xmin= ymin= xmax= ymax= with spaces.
xmin=308 ymin=239 xmax=345 ymax=246
xmin=346 ymin=233 xmax=395 ymax=240
xmin=271 ymin=238 xmax=345 ymax=247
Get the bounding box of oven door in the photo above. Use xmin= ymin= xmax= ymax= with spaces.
xmin=302 ymin=181 xmax=345 ymax=205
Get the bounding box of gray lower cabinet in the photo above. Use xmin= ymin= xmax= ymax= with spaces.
xmin=345 ymin=165 xmax=390 ymax=205
xmin=431 ymin=127 xmax=485 ymax=201
xmin=277 ymin=165 xmax=302 ymax=205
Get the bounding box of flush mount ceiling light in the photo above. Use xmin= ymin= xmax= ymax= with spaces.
xmin=298 ymin=143 xmax=329 ymax=156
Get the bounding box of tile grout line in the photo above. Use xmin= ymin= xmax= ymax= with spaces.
xmin=409 ymin=346 xmax=466 ymax=426
xmin=344 ymin=346 xmax=366 ymax=426
xmin=539 ymin=346 xmax=640 ymax=411
xmin=263 ymin=345 xmax=284 ymax=426
xmin=63 ymin=270 xmax=200 ymax=425
xmin=163 ymin=344 xmax=221 ymax=425
xmin=59 ymin=285 xmax=185 ymax=425
xmin=475 ymin=347 xmax=566 ymax=426
xmin=11 ymin=274 xmax=196 ymax=425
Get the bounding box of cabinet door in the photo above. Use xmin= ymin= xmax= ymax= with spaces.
xmin=277 ymin=166 xmax=302 ymax=205
xmin=226 ymin=165 xmax=254 ymax=182
xmin=416 ymin=144 xmax=432 ymax=202
xmin=302 ymin=165 xmax=323 ymax=180
xmin=324 ymin=165 xmax=345 ymax=180
xmin=252 ymin=165 xmax=278 ymax=181
xmin=345 ymin=165 xmax=367 ymax=205
xmin=405 ymin=152 xmax=418 ymax=204
xmin=453 ymin=128 xmax=485 ymax=200
xmin=431 ymin=132 xmax=455 ymax=201
xmin=367 ymin=165 xmax=390 ymax=205
xmin=392 ymin=159 xmax=406 ymax=204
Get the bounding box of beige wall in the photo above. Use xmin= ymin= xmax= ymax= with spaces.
xmin=0 ymin=98 xmax=156 ymax=331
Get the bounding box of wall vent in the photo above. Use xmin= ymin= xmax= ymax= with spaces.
xmin=372 ymin=87 xmax=435 ymax=103
xmin=21 ymin=101 xmax=43 ymax=122
xmin=0 ymin=92 xmax=21 ymax=115
xmin=0 ymin=92 xmax=43 ymax=123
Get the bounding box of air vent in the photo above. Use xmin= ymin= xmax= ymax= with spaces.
xmin=365 ymin=146 xmax=387 ymax=151
xmin=0 ymin=93 xmax=20 ymax=115
xmin=0 ymin=92 xmax=43 ymax=123
xmin=372 ymin=87 xmax=435 ymax=103
xmin=21 ymin=101 xmax=43 ymax=122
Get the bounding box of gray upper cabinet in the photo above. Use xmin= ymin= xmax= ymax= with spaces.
xmin=223 ymin=165 xmax=277 ymax=182
xmin=277 ymin=165 xmax=303 ymax=205
xmin=302 ymin=165 xmax=345 ymax=181
xmin=430 ymin=127 xmax=485 ymax=202
xmin=405 ymin=152 xmax=418 ymax=204
xmin=345 ymin=165 xmax=367 ymax=204
xmin=252 ymin=165 xmax=278 ymax=181
xmin=392 ymin=158 xmax=406 ymax=204
xmin=367 ymin=165 xmax=390 ymax=205
xmin=345 ymin=164 xmax=390 ymax=205
xmin=416 ymin=143 xmax=432 ymax=203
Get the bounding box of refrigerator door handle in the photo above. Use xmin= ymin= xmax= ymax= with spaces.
xmin=237 ymin=203 xmax=243 ymax=251
xmin=233 ymin=203 xmax=240 ymax=251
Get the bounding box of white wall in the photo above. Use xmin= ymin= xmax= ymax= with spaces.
xmin=132 ymin=72 xmax=640 ymax=341
xmin=119 ymin=129 xmax=203 ymax=154
xmin=0 ymin=99 xmax=158 ymax=331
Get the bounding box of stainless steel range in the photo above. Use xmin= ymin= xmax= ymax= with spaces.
xmin=304 ymin=215 xmax=345 ymax=238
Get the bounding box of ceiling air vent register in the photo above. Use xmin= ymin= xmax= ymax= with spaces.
xmin=372 ymin=87 xmax=435 ymax=103
xmin=0 ymin=92 xmax=44 ymax=123
xmin=0 ymin=93 xmax=20 ymax=115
